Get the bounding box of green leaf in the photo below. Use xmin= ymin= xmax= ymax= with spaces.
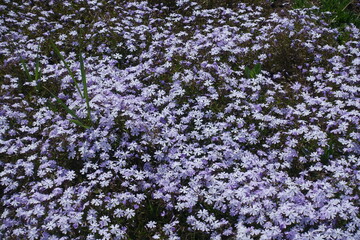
xmin=34 ymin=57 xmax=42 ymax=92
xmin=34 ymin=44 xmax=42 ymax=82
xmin=79 ymin=51 xmax=91 ymax=120
xmin=20 ymin=58 xmax=32 ymax=82
xmin=35 ymin=58 xmax=40 ymax=81
xmin=250 ymin=71 xmax=256 ymax=78
xmin=50 ymin=41 xmax=84 ymax=99
xmin=43 ymin=86 xmax=81 ymax=121
xmin=245 ymin=66 xmax=251 ymax=78
xmin=254 ymin=63 xmax=262 ymax=74
xmin=69 ymin=119 xmax=90 ymax=129
xmin=44 ymin=86 xmax=90 ymax=129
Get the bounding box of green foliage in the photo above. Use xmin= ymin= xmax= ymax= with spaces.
xmin=244 ymin=63 xmax=262 ymax=79
xmin=292 ymin=0 xmax=360 ymax=27
xmin=20 ymin=44 xmax=93 ymax=129
xmin=321 ymin=0 xmax=360 ymax=27
xmin=49 ymin=43 xmax=93 ymax=129
xmin=79 ymin=51 xmax=91 ymax=120
xmin=19 ymin=45 xmax=42 ymax=93
xmin=19 ymin=58 xmax=32 ymax=92
xmin=50 ymin=41 xmax=84 ymax=99
xmin=292 ymin=0 xmax=313 ymax=8
xmin=43 ymin=86 xmax=90 ymax=129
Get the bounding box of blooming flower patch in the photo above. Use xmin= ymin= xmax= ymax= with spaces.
xmin=0 ymin=0 xmax=359 ymax=239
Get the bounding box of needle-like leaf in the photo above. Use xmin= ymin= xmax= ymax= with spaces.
xmin=79 ymin=51 xmax=91 ymax=120
xmin=20 ymin=58 xmax=32 ymax=82
xmin=34 ymin=44 xmax=41 ymax=82
xmin=43 ymin=86 xmax=89 ymax=129
xmin=50 ymin=41 xmax=84 ymax=99
xmin=69 ymin=119 xmax=90 ymax=129
xmin=35 ymin=57 xmax=40 ymax=81
xmin=245 ymin=66 xmax=251 ymax=79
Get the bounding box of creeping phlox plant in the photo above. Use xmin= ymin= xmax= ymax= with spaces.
xmin=0 ymin=0 xmax=359 ymax=239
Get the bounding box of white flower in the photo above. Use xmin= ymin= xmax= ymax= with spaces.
xmin=146 ymin=221 xmax=157 ymax=229
xmin=152 ymin=234 xmax=160 ymax=239
xmin=352 ymin=57 xmax=360 ymax=65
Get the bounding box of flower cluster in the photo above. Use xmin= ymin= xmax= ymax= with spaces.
xmin=0 ymin=0 xmax=359 ymax=239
